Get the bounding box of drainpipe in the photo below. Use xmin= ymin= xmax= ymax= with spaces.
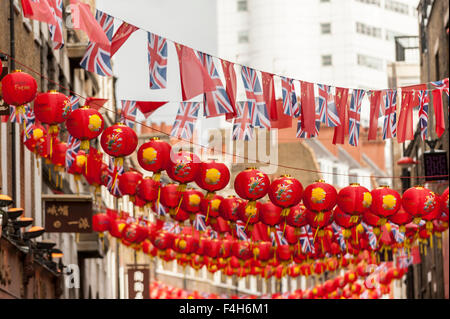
xmin=9 ymin=0 xmax=16 ymax=204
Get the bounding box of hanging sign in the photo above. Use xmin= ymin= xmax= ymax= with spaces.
xmin=423 ymin=151 xmax=448 ymax=181
xmin=127 ymin=266 xmax=150 ymax=299
xmin=42 ymin=194 xmax=93 ymax=233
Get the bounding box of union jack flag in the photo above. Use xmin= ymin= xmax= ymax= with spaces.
xmin=235 ymin=220 xmax=249 ymax=241
xmin=296 ymin=107 xmax=320 ymax=139
xmin=9 ymin=104 xmax=28 ymax=124
xmin=390 ymin=223 xmax=405 ymax=244
xmin=331 ymin=222 xmax=347 ymax=251
xmin=270 ymin=225 xmax=288 ymax=247
xmin=163 ymin=221 xmax=181 ymax=234
xmin=317 ymin=84 xmax=340 ymax=127
xmin=48 ymin=0 xmax=64 ymax=49
xmin=153 ymin=202 xmax=167 ymax=217
xmin=431 ymin=79 xmax=449 ymax=96
xmin=80 ymin=10 xmax=114 ymax=77
xmin=281 ymin=77 xmax=299 ymax=117
xmin=418 ymin=90 xmax=429 ymax=141
xmin=120 ymin=100 xmax=137 ymax=128
xmin=65 ymin=134 xmax=81 ymax=171
xmin=298 ymin=225 xmax=315 ymax=254
xmin=197 ymin=53 xmax=234 ymax=117
xmin=361 ymin=222 xmax=377 ymax=250
xmin=382 ymin=90 xmax=397 ymax=140
xmin=193 ymin=214 xmax=207 ymax=232
xmin=232 ymin=102 xmax=254 ymax=141
xmin=348 ymin=89 xmax=365 ymax=147
xmin=170 ymin=102 xmax=200 ymax=139
xmin=107 ymin=156 xmax=124 ymax=197
xmin=396 ymin=248 xmax=412 ymax=270
xmin=23 ymin=106 xmax=35 ymax=143
xmin=147 ymin=32 xmax=168 ymax=89
xmin=208 ymin=229 xmax=218 ymax=239
xmin=69 ymin=95 xmax=80 ymax=111
xmin=240 ymin=66 xmax=270 ymax=128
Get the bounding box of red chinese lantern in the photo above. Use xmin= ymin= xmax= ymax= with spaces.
xmin=302 ymin=180 xmax=337 ymax=223
xmin=388 ymin=205 xmax=413 ymax=233
xmin=219 ymin=195 xmax=243 ymax=224
xmin=92 ymin=213 xmax=111 ymax=232
xmin=1 ymin=70 xmax=37 ymax=107
xmin=83 ymin=147 xmax=103 ymax=190
xmin=252 ymin=242 xmax=273 ymax=264
xmin=100 ymin=123 xmax=138 ymax=191
xmin=34 ymin=90 xmax=71 ymax=135
xmin=180 ymin=188 xmax=203 ymax=221
xmin=195 ymin=160 xmax=230 ymax=195
xmin=136 ymin=177 xmax=160 ymax=204
xmin=234 ymin=168 xmax=270 ymax=201
xmin=231 ymin=241 xmax=252 ymax=264
xmin=67 ymin=150 xmax=86 ymax=184
xmin=66 ymin=106 xmax=104 ymax=150
xmin=199 ymin=194 xmax=223 ymax=227
xmin=23 ymin=123 xmax=47 ymax=155
xmin=260 ymin=201 xmax=282 ymax=233
xmin=166 ymin=151 xmax=201 ymax=189
xmin=334 ymin=206 xmax=360 ymax=238
xmin=160 ymin=183 xmax=182 ymax=216
xmin=275 ymin=244 xmax=292 ymax=263
xmin=370 ymin=185 xmax=401 ymax=227
xmin=50 ymin=140 xmax=67 ymax=170
xmin=237 ymin=200 xmax=261 ymax=232
xmin=268 ymin=175 xmax=303 ymax=217
xmin=344 ymin=271 xmax=358 ymax=285
xmin=137 ymin=137 xmax=171 ymax=181
xmin=118 ymin=170 xmax=143 ymax=202
xmin=402 ymin=186 xmax=437 ymax=223
xmin=286 ymin=203 xmax=308 ymax=233
xmin=299 ymin=263 xmax=312 ymax=277
xmin=337 ymin=183 xmax=372 ymax=217
xmin=441 ymin=187 xmax=449 ymax=215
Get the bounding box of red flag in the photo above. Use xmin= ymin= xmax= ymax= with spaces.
xmin=70 ymin=0 xmax=110 ymax=46
xmin=261 ymin=71 xmax=277 ymax=121
xmin=431 ymin=88 xmax=445 ymax=137
xmin=21 ymin=0 xmax=57 ymax=25
xmin=368 ymin=91 xmax=382 ymax=140
xmin=397 ymin=90 xmax=414 ymax=143
xmin=175 ymin=43 xmax=215 ymax=101
xmin=221 ymin=60 xmax=238 ymax=120
xmin=135 ymin=101 xmax=167 ymax=119
xmin=271 ymin=100 xmax=293 ymax=129
xmin=85 ymin=97 xmax=108 ymax=110
xmin=401 ymin=84 xmax=427 ymax=109
xmin=333 ymin=87 xmax=349 ymax=145
xmin=300 ymin=81 xmax=316 ymax=135
xmin=110 ymin=22 xmax=139 ymax=57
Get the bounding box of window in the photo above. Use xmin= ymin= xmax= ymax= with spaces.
xmin=322 ymin=55 xmax=332 ymax=66
xmin=237 ymin=0 xmax=248 ymax=11
xmin=355 ymin=0 xmax=380 ymax=6
xmin=356 ymin=22 xmax=382 ymax=38
xmin=238 ymin=30 xmax=249 ymax=43
xmin=357 ymin=53 xmax=383 ymax=70
xmin=385 ymin=0 xmax=409 ymax=15
xmin=320 ymin=23 xmax=331 ymax=34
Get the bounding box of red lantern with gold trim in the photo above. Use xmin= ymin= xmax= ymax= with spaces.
xmin=166 ymin=151 xmax=201 ymax=188
xmin=1 ymin=70 xmax=37 ymax=107
xmin=286 ymin=203 xmax=308 ymax=233
xmin=92 ymin=213 xmax=111 ymax=232
xmin=195 ymin=160 xmax=230 ymax=194
xmin=219 ymin=195 xmax=243 ymax=224
xmin=101 ymin=123 xmax=138 ymax=160
xmin=334 ymin=206 xmax=360 ymax=239
xmin=268 ymin=175 xmax=303 ymax=217
xmin=234 ymin=168 xmax=270 ymax=201
xmin=337 ymin=183 xmax=372 ymax=216
xmin=136 ymin=177 xmax=160 ymax=203
xmin=369 ymin=185 xmax=401 ymax=225
xmin=160 ymin=183 xmax=182 ymax=216
xmin=23 ymin=124 xmax=47 ymax=154
xmin=180 ymin=188 xmax=203 ymax=221
xmin=118 ymin=170 xmax=143 ymax=202
xmin=200 ymin=194 xmax=223 ymax=224
xmin=237 ymin=200 xmax=261 ymax=232
xmin=402 ymin=186 xmax=437 ymax=223
xmin=441 ymin=187 xmax=449 ymax=215
xmin=137 ymin=137 xmax=171 ymax=181
xmin=302 ymin=180 xmax=337 ymax=224
xmin=260 ymin=201 xmax=282 ymax=232
xmin=83 ymin=147 xmax=103 ymax=189
xmin=50 ymin=140 xmax=67 ymax=169
xmin=34 ymin=90 xmax=71 ymax=135
xmin=66 ymin=106 xmax=104 ymax=151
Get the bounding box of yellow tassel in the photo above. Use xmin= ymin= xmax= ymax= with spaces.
xmin=205 ymin=201 xmax=210 ymax=223
xmin=282 ymin=219 xmax=287 ymax=238
xmin=429 ymin=234 xmax=433 ymax=249
xmin=175 ymin=194 xmax=183 ymax=218
xmin=313 ymin=226 xmax=320 ymax=244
